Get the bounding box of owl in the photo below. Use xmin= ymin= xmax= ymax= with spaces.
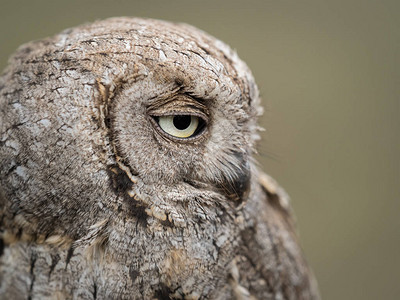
xmin=0 ymin=18 xmax=319 ymax=299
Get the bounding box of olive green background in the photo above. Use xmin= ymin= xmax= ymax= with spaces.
xmin=1 ymin=0 xmax=398 ymax=299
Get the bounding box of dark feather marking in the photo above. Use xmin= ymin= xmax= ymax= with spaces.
xmin=28 ymin=251 xmax=37 ymax=299
xmin=0 ymin=238 xmax=3 ymax=257
xmin=107 ymin=165 xmax=148 ymax=226
xmin=65 ymin=246 xmax=74 ymax=269
xmin=93 ymin=282 xmax=97 ymax=299
xmin=48 ymin=253 xmax=60 ymax=279
xmin=154 ymin=283 xmax=173 ymax=300
xmin=129 ymin=266 xmax=139 ymax=282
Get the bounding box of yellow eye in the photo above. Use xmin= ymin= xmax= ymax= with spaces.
xmin=157 ymin=115 xmax=200 ymax=138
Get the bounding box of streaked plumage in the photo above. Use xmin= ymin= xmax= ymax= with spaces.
xmin=0 ymin=17 xmax=319 ymax=299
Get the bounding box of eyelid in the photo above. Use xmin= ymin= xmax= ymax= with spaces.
xmin=149 ymin=110 xmax=208 ymax=121
xmin=146 ymin=94 xmax=209 ymax=120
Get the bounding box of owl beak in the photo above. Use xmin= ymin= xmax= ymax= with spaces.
xmin=218 ymin=154 xmax=251 ymax=205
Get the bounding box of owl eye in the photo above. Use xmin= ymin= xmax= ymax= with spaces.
xmin=156 ymin=115 xmax=204 ymax=138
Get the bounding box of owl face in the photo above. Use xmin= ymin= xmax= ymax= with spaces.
xmin=111 ymin=57 xmax=253 ymax=188
xmin=102 ymin=19 xmax=262 ymax=222
xmin=0 ymin=17 xmax=262 ymax=235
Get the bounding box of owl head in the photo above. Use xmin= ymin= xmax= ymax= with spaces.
xmin=0 ymin=18 xmax=263 ymax=239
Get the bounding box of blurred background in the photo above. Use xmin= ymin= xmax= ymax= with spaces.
xmin=1 ymin=0 xmax=398 ymax=298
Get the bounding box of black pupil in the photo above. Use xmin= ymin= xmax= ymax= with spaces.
xmin=173 ymin=115 xmax=192 ymax=130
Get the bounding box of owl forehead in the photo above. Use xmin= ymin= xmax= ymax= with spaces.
xmin=52 ymin=18 xmax=257 ymax=107
xmin=67 ymin=18 xmax=232 ymax=71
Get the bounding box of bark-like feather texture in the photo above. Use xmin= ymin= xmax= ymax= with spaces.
xmin=0 ymin=17 xmax=319 ymax=299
